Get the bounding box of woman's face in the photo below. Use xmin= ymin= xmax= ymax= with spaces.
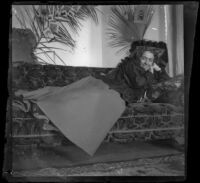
xmin=140 ymin=51 xmax=154 ymax=71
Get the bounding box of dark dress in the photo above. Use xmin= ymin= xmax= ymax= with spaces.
xmin=112 ymin=57 xmax=170 ymax=102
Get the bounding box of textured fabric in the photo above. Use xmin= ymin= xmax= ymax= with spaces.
xmin=113 ymin=56 xmax=171 ymax=101
xmin=15 ymin=76 xmax=126 ymax=156
xmin=12 ymin=101 xmax=184 ymax=145
xmin=11 ymin=63 xmax=184 ymax=146
xmin=11 ymin=62 xmax=183 ymax=104
xmin=12 ymin=154 xmax=184 ymax=176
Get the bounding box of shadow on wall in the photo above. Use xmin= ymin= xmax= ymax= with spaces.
xmin=11 ymin=28 xmax=37 ymax=63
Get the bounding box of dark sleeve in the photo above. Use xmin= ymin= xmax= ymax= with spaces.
xmin=154 ymin=68 xmax=171 ymax=82
xmin=125 ymin=62 xmax=148 ymax=89
xmin=145 ymin=72 xmax=157 ymax=85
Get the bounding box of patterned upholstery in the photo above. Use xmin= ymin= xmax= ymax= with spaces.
xmin=10 ymin=62 xmax=184 ymax=146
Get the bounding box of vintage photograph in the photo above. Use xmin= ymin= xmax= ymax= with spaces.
xmin=5 ymin=3 xmax=192 ymax=180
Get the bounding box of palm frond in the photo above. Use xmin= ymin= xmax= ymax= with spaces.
xmin=75 ymin=5 xmax=99 ymax=24
xmin=49 ymin=20 xmax=76 ymax=49
xmin=36 ymin=47 xmax=57 ymax=65
xmin=14 ymin=13 xmax=26 ymax=29
xmin=18 ymin=7 xmax=27 ymax=28
xmin=32 ymin=5 xmax=47 ymax=41
xmin=107 ymin=6 xmax=140 ymax=53
xmin=13 ymin=5 xmax=99 ymax=65
xmin=36 ymin=46 xmax=68 ymax=52
xmin=142 ymin=5 xmax=155 ymax=37
xmin=107 ymin=5 xmax=155 ymax=54
xmin=53 ymin=29 xmax=75 ymax=48
xmin=38 ymin=42 xmax=67 ymax=65
xmin=24 ymin=7 xmax=40 ymax=42
xmin=34 ymin=55 xmax=49 ymax=64
xmin=53 ymin=51 xmax=67 ymax=66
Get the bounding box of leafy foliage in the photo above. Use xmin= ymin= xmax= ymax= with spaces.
xmin=107 ymin=5 xmax=155 ymax=54
xmin=12 ymin=5 xmax=99 ymax=65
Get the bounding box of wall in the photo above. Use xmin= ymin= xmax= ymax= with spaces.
xmin=12 ymin=5 xmax=103 ymax=67
xmin=51 ymin=5 xmax=126 ymax=68
xmin=101 ymin=5 xmax=127 ymax=68
xmin=35 ymin=17 xmax=103 ymax=67
xmin=12 ymin=5 xmax=182 ymax=71
xmin=144 ymin=5 xmax=166 ymax=42
xmin=101 ymin=5 xmax=167 ymax=68
xmin=175 ymin=5 xmax=184 ymax=75
xmin=165 ymin=5 xmax=184 ymax=77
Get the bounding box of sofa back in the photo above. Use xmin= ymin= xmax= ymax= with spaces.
xmin=12 ymin=62 xmax=113 ymax=92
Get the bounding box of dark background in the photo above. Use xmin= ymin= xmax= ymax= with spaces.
xmin=1 ymin=1 xmax=199 ymax=182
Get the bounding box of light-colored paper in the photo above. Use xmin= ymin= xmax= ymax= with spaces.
xmin=15 ymin=76 xmax=125 ymax=156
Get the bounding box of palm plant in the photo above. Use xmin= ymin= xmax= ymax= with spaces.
xmin=12 ymin=5 xmax=99 ymax=65
xmin=107 ymin=5 xmax=155 ymax=55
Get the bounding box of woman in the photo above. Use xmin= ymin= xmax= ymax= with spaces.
xmin=111 ymin=40 xmax=171 ymax=103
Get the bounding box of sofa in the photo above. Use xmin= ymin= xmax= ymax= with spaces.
xmin=7 ymin=29 xmax=185 ymax=176
xmin=10 ymin=62 xmax=184 ymax=147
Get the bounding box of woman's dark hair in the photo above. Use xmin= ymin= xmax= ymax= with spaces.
xmin=114 ymin=40 xmax=169 ymax=81
xmin=129 ymin=40 xmax=169 ymax=68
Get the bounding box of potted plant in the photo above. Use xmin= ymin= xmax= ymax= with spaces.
xmin=12 ymin=5 xmax=99 ymax=65
xmin=107 ymin=5 xmax=155 ymax=55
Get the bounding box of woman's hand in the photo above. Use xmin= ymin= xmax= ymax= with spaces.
xmin=133 ymin=66 xmax=147 ymax=87
xmin=137 ymin=91 xmax=151 ymax=103
xmin=151 ymin=90 xmax=161 ymax=99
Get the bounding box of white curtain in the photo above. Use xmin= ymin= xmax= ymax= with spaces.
xmin=165 ymin=5 xmax=184 ymax=77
